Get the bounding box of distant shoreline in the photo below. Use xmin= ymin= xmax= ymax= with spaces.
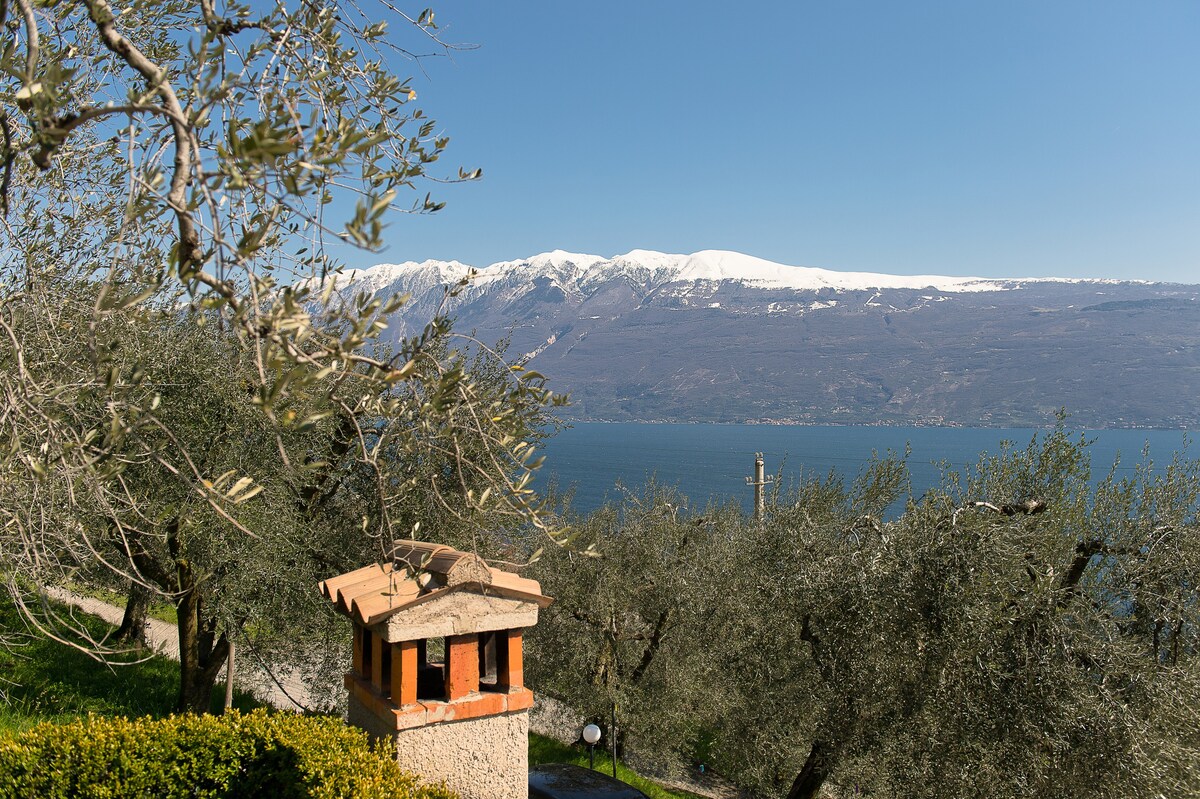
xmin=551 ymin=416 xmax=1193 ymax=432
xmin=534 ymin=423 xmax=1196 ymax=515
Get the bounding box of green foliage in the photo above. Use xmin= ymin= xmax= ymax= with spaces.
xmin=531 ymin=429 xmax=1200 ymax=799
xmin=1 ymin=1 xmax=564 ymax=714
xmin=1 ymin=288 xmax=560 ymax=713
xmin=0 ymin=709 xmax=457 ymax=799
xmin=707 ymin=428 xmax=1200 ymax=798
xmin=527 ymin=483 xmax=745 ymax=771
xmin=528 ymin=733 xmax=704 ymax=799
xmin=0 ymin=596 xmax=257 ymax=736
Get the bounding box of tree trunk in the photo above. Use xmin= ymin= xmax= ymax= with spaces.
xmin=174 ymin=561 xmax=229 ymax=714
xmin=114 ymin=582 xmax=151 ymax=647
xmin=787 ymin=740 xmax=837 ymax=799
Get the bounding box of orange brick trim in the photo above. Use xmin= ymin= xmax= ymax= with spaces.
xmin=370 ymin=630 xmax=388 ymax=695
xmin=497 ymin=628 xmax=524 ymax=690
xmin=505 ymin=686 xmax=535 ymax=711
xmin=446 ymin=634 xmax=480 ymax=701
xmin=348 ymin=667 xmax=533 ymax=730
xmin=346 ymin=672 xmax=395 ymax=719
xmin=437 ymin=691 xmax=507 ymax=722
xmin=391 ymin=640 xmax=418 ymax=707
xmin=394 ymin=703 xmax=429 ymax=730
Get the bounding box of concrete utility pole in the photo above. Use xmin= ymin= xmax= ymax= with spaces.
xmin=745 ymin=452 xmax=774 ymax=522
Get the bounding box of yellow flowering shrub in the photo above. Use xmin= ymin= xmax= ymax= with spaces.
xmin=0 ymin=709 xmax=457 ymax=799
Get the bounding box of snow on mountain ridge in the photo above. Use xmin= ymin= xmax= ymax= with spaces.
xmin=611 ymin=249 xmax=689 ymax=271
xmin=674 ymin=250 xmax=1006 ymax=292
xmin=344 ymin=250 xmax=1144 ymax=295
xmin=341 ymin=259 xmax=472 ymax=295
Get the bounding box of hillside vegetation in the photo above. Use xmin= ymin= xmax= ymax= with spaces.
xmin=527 ymin=425 xmax=1200 ymax=799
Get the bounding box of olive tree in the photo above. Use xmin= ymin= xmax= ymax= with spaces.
xmin=530 ymin=429 xmax=1198 ymax=798
xmin=706 ymin=428 xmax=1200 ymax=799
xmin=3 ymin=268 xmax=559 ymax=712
xmin=526 ymin=483 xmax=744 ymax=769
xmin=1 ymin=0 xmax=563 ymax=711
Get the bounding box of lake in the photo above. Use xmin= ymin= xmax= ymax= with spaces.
xmin=534 ymin=422 xmax=1195 ymax=516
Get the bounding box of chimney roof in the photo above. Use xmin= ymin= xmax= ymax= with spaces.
xmin=318 ymin=540 xmax=551 ymax=627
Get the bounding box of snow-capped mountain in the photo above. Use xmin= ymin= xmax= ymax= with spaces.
xmin=332 ymin=249 xmax=1199 ymax=428
xmin=345 ymin=248 xmax=1135 ymax=300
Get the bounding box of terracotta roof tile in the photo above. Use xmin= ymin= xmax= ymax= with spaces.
xmin=391 ymin=540 xmax=492 ymax=586
xmin=350 ymin=576 xmax=422 ymax=626
xmin=319 ymin=563 xmax=395 ymax=614
xmin=487 ymin=568 xmax=550 ymax=605
xmin=319 ymin=542 xmax=552 ymax=626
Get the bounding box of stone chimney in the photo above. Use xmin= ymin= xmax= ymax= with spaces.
xmin=319 ymin=541 xmax=552 ymax=799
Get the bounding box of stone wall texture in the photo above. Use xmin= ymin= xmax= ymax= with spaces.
xmin=530 ymin=693 xmax=584 ymax=745
xmin=388 ymin=708 xmax=529 ymax=799
xmin=383 ymin=592 xmax=538 ymax=641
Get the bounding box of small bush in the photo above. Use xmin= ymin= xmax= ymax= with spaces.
xmin=0 ymin=709 xmax=457 ymax=799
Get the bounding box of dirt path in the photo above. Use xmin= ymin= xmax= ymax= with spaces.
xmin=48 ymin=590 xmax=738 ymax=798
xmin=45 ymin=588 xmax=311 ymax=711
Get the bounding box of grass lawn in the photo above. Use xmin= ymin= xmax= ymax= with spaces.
xmin=0 ymin=597 xmax=257 ymax=735
xmin=529 ymin=732 xmax=707 ymax=799
xmin=2 ymin=598 xmax=707 ymax=799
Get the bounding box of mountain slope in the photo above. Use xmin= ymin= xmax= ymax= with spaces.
xmin=340 ymin=250 xmax=1200 ymax=428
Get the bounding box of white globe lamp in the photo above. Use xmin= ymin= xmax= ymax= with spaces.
xmin=582 ymin=723 xmax=602 ymax=768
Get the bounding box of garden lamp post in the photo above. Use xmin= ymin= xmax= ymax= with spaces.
xmin=582 ymin=724 xmax=602 ymax=770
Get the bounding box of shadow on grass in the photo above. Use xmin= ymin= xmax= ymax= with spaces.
xmin=529 ymin=733 xmax=707 ymax=799
xmin=0 ymin=597 xmax=259 ymax=734
xmin=5 ymin=599 xmax=704 ymax=799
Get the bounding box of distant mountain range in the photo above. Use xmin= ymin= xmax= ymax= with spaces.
xmin=334 ymin=249 xmax=1200 ymax=428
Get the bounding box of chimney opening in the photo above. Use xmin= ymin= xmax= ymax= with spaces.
xmin=417 ymin=636 xmax=447 ymax=701
xmin=478 ymin=630 xmax=500 ymax=690
xmin=361 ymin=627 xmax=373 ymax=683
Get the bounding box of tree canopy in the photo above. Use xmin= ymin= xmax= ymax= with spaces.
xmin=1 ymin=0 xmax=562 ymax=711
xmin=530 ymin=429 xmax=1200 ymax=799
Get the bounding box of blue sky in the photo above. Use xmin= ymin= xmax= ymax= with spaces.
xmin=356 ymin=1 xmax=1199 ymax=282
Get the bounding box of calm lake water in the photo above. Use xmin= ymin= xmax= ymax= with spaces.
xmin=534 ymin=422 xmax=1195 ymax=516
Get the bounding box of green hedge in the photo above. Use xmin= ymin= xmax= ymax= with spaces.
xmin=0 ymin=709 xmax=458 ymax=799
